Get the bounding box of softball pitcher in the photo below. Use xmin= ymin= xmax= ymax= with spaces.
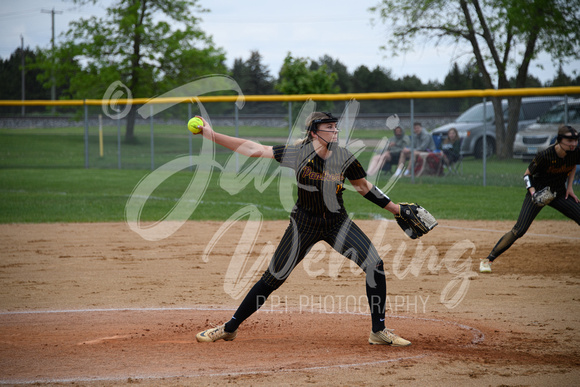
xmin=192 ymin=112 xmax=433 ymax=346
xmin=480 ymin=125 xmax=580 ymax=273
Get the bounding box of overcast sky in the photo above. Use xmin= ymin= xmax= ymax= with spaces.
xmin=1 ymin=0 xmax=578 ymax=86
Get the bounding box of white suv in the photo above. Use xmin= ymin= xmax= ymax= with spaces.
xmin=513 ymin=99 xmax=580 ymax=160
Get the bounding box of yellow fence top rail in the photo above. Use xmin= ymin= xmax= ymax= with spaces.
xmin=1 ymin=86 xmax=579 ymax=106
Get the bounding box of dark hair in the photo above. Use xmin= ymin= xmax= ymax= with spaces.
xmin=557 ymin=125 xmax=579 ymax=143
xmin=445 ymin=127 xmax=459 ymax=144
xmin=413 ymin=122 xmax=422 ymax=127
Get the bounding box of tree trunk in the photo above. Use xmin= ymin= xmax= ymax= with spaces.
xmin=490 ymin=97 xmax=505 ymax=159
xmin=499 ymin=97 xmax=522 ymax=159
xmin=124 ymin=105 xmax=138 ymax=144
xmin=123 ymin=0 xmax=145 ymax=145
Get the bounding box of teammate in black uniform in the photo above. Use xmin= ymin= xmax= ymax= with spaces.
xmin=194 ymin=112 xmax=411 ymax=346
xmin=480 ymin=125 xmax=580 ymax=273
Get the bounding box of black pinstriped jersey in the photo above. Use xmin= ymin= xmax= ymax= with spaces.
xmin=528 ymin=145 xmax=580 ymax=195
xmin=273 ymin=141 xmax=366 ymax=216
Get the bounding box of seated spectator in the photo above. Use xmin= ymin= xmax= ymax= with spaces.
xmin=367 ymin=126 xmax=410 ymax=176
xmin=440 ymin=127 xmax=461 ymax=168
xmin=414 ymin=128 xmax=461 ymax=177
xmin=394 ymin=122 xmax=436 ymax=177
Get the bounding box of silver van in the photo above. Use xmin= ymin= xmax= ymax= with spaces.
xmin=431 ymin=97 xmax=564 ymax=158
xmin=513 ymin=98 xmax=580 ymax=160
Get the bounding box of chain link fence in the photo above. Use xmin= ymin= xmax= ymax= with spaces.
xmin=1 ymin=87 xmax=579 ymax=187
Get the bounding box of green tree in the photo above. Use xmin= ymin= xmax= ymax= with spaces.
xmin=34 ymin=46 xmax=83 ymax=105
xmin=41 ymin=0 xmax=226 ymax=143
xmin=276 ymin=53 xmax=339 ymax=112
xmin=276 ymin=53 xmax=339 ymax=95
xmin=443 ymin=63 xmax=468 ymax=91
xmin=397 ymin=75 xmax=425 ymax=91
xmin=311 ymin=55 xmax=352 ymax=93
xmin=545 ymin=65 xmax=579 ymax=87
xmin=351 ymin=65 xmax=396 ymax=93
xmin=350 ymin=65 xmax=403 ymax=113
xmin=509 ymin=74 xmax=543 ymax=88
xmin=398 ymin=74 xmax=443 ymax=114
xmin=231 ymin=50 xmax=275 ymax=95
xmin=371 ymin=0 xmax=580 ymax=158
xmin=442 ymin=61 xmax=486 ymax=112
xmin=0 ymin=47 xmax=50 ymax=115
xmin=230 ymin=50 xmax=280 ymax=114
xmin=350 ymin=65 xmax=372 ymax=93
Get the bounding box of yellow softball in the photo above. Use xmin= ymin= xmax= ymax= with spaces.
xmin=187 ymin=117 xmax=203 ymax=134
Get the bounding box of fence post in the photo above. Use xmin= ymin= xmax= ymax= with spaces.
xmin=288 ymin=101 xmax=292 ymax=136
xmin=235 ymin=102 xmax=239 ymax=172
xmin=482 ymin=97 xmax=487 ymax=187
xmin=150 ymin=105 xmax=154 ymax=170
xmin=84 ymin=99 xmax=89 ymax=169
xmin=410 ymin=99 xmax=415 ymax=183
xmin=564 ymin=95 xmax=569 ymax=125
xmin=117 ymin=118 xmax=121 ymax=169
xmin=188 ymin=104 xmax=193 ymax=172
xmin=344 ymin=100 xmax=349 ymax=149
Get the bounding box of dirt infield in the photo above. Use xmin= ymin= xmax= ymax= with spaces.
xmin=1 ymin=220 xmax=579 ymax=386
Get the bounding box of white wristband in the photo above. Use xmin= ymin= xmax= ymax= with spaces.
xmin=523 ymin=175 xmax=533 ymax=190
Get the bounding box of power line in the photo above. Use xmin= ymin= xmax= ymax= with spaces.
xmin=0 ymin=8 xmax=42 ymax=19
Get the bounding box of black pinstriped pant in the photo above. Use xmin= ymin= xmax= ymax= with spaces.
xmin=225 ymin=208 xmax=387 ymax=333
xmin=262 ymin=209 xmax=383 ymax=288
xmin=488 ymin=193 xmax=580 ymax=261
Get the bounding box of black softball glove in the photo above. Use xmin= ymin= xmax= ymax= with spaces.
xmin=395 ymin=203 xmax=438 ymax=239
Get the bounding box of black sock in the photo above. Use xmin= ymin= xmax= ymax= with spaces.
xmin=224 ymin=279 xmax=276 ymax=332
xmin=366 ymin=261 xmax=387 ymax=333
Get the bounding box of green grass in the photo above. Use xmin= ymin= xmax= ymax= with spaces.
xmin=0 ymin=125 xmax=286 ymax=170
xmin=0 ymin=167 xmax=568 ymax=223
xmin=0 ymin=125 xmax=572 ymax=223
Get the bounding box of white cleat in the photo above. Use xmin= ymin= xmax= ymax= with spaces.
xmin=479 ymin=259 xmax=492 ymax=273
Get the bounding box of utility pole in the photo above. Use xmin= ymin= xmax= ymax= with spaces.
xmin=21 ymin=35 xmax=25 ymax=116
xmin=41 ymin=8 xmax=62 ymax=114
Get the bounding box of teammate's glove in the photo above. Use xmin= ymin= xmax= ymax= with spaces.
xmin=395 ymin=203 xmax=438 ymax=239
xmin=532 ymin=187 xmax=556 ymax=207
